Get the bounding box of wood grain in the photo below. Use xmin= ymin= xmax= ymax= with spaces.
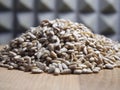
xmin=0 ymin=46 xmax=120 ymax=90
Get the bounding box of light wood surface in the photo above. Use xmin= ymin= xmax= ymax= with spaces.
xmin=0 ymin=46 xmax=120 ymax=90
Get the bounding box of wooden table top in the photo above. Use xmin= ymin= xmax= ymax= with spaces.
xmin=0 ymin=46 xmax=120 ymax=90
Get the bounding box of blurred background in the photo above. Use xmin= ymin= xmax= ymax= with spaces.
xmin=0 ymin=0 xmax=120 ymax=44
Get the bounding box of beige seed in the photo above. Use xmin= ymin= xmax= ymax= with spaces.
xmin=78 ymin=64 xmax=87 ymax=68
xmin=50 ymin=51 xmax=57 ymax=58
xmin=51 ymin=60 xmax=61 ymax=63
xmin=74 ymin=69 xmax=82 ymax=74
xmin=60 ymin=47 xmax=67 ymax=52
xmin=32 ymin=67 xmax=43 ymax=74
xmin=27 ymin=32 xmax=36 ymax=39
xmin=58 ymin=63 xmax=63 ymax=71
xmin=54 ymin=68 xmax=60 ymax=75
xmin=48 ymin=66 xmax=55 ymax=73
xmin=46 ymin=57 xmax=52 ymax=61
xmin=89 ymin=57 xmax=95 ymax=62
xmin=37 ymin=42 xmax=42 ymax=49
xmin=114 ymin=55 xmax=120 ymax=60
xmin=105 ymin=63 xmax=114 ymax=69
xmin=24 ymin=56 xmax=31 ymax=64
xmin=9 ymin=51 xmax=17 ymax=57
xmin=62 ymin=63 xmax=68 ymax=69
xmin=93 ymin=67 xmax=101 ymax=73
xmin=19 ymin=66 xmax=25 ymax=71
xmin=36 ymin=62 xmax=46 ymax=70
xmin=84 ymin=61 xmax=92 ymax=68
xmin=3 ymin=64 xmax=9 ymax=68
xmin=17 ymin=37 xmax=24 ymax=42
xmin=8 ymin=66 xmax=14 ymax=70
xmin=44 ymin=67 xmax=49 ymax=72
xmin=52 ymin=63 xmax=58 ymax=67
xmin=62 ymin=60 xmax=70 ymax=65
xmin=61 ymin=69 xmax=72 ymax=74
xmin=9 ymin=63 xmax=18 ymax=68
xmin=69 ymin=64 xmax=77 ymax=69
xmin=14 ymin=55 xmax=21 ymax=59
xmin=82 ymin=68 xmax=93 ymax=74
xmin=83 ymin=46 xmax=88 ymax=55
xmin=48 ymin=44 xmax=54 ymax=51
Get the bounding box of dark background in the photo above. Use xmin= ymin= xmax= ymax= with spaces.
xmin=0 ymin=0 xmax=120 ymax=44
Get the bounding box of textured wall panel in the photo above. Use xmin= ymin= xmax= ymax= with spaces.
xmin=0 ymin=0 xmax=120 ymax=44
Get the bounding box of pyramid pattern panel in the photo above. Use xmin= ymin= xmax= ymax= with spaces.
xmin=0 ymin=0 xmax=120 ymax=44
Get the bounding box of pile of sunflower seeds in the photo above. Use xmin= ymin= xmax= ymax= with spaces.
xmin=0 ymin=19 xmax=120 ymax=75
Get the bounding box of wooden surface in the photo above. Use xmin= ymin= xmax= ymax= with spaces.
xmin=0 ymin=46 xmax=120 ymax=90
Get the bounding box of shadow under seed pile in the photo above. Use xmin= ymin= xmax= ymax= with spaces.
xmin=0 ymin=19 xmax=120 ymax=75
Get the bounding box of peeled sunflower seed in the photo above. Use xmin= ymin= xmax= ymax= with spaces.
xmin=61 ymin=69 xmax=72 ymax=74
xmin=105 ymin=63 xmax=114 ymax=69
xmin=62 ymin=63 xmax=68 ymax=69
xmin=74 ymin=69 xmax=82 ymax=74
xmin=36 ymin=62 xmax=46 ymax=71
xmin=48 ymin=65 xmax=55 ymax=73
xmin=50 ymin=51 xmax=57 ymax=58
xmin=8 ymin=65 xmax=14 ymax=70
xmin=92 ymin=67 xmax=101 ymax=73
xmin=32 ymin=67 xmax=43 ymax=74
xmin=69 ymin=64 xmax=77 ymax=69
xmin=19 ymin=66 xmax=25 ymax=71
xmin=27 ymin=32 xmax=36 ymax=39
xmin=54 ymin=68 xmax=60 ymax=75
xmin=9 ymin=51 xmax=17 ymax=57
xmin=58 ymin=63 xmax=63 ymax=71
xmin=82 ymin=68 xmax=93 ymax=74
